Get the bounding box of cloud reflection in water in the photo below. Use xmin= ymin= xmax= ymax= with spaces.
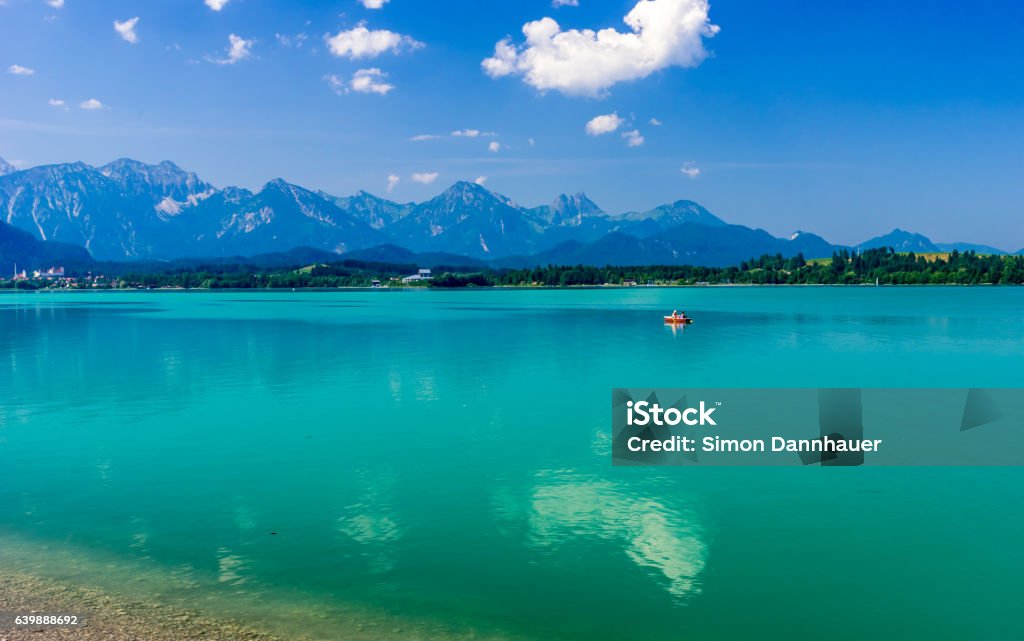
xmin=527 ymin=471 xmax=706 ymax=599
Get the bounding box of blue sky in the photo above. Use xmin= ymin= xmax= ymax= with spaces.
xmin=2 ymin=0 xmax=1023 ymax=248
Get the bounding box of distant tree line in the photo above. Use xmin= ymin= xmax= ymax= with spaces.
xmin=490 ymin=249 xmax=1024 ymax=286
xmin=4 ymin=248 xmax=1023 ymax=290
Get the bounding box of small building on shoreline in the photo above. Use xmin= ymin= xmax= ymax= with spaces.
xmin=402 ymin=268 xmax=433 ymax=284
xmin=33 ymin=266 xmax=65 ymax=279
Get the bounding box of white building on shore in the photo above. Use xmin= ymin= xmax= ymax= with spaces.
xmin=402 ymin=268 xmax=433 ymax=284
xmin=33 ymin=266 xmax=65 ymax=279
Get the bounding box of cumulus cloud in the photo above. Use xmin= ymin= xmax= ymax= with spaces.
xmin=585 ymin=112 xmax=624 ymax=136
xmin=622 ymin=129 xmax=644 ymax=147
xmin=387 ymin=173 xmax=400 ymax=192
xmin=48 ymin=98 xmax=68 ymax=109
xmin=474 ymin=176 xmax=488 ymax=185
xmin=327 ymin=69 xmax=394 ymax=95
xmin=680 ymin=162 xmax=700 ymax=178
xmin=8 ymin=64 xmax=35 ymax=75
xmin=113 ymin=17 xmax=139 ymax=44
xmin=411 ymin=172 xmax=439 ymax=185
xmin=204 ymin=0 xmax=230 ymax=10
xmin=488 ymin=141 xmax=502 ymax=152
xmin=80 ymin=98 xmax=104 ymax=110
xmin=325 ymin=24 xmax=422 ymax=59
xmin=351 ymin=68 xmax=394 ymax=94
xmin=482 ymin=0 xmax=718 ymax=97
xmin=209 ymin=34 xmax=253 ymax=64
xmin=649 ymin=117 xmax=663 ymax=126
xmin=46 ymin=0 xmax=64 ymax=8
xmin=410 ymin=134 xmax=441 ymax=141
xmin=360 ymin=0 xmax=390 ymax=8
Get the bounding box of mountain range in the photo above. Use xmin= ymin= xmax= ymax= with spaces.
xmin=0 ymin=218 xmax=92 ymax=274
xmin=0 ymin=155 xmax=1017 ymax=274
xmin=855 ymin=228 xmax=1008 ymax=255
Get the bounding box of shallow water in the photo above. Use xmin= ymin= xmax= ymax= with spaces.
xmin=2 ymin=288 xmax=1022 ymax=640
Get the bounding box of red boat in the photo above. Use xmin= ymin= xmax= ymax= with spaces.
xmin=664 ymin=315 xmax=693 ymax=324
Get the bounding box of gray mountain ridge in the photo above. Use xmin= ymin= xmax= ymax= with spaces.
xmin=1 ymin=220 xmax=93 ymax=275
xmin=0 ymin=156 xmax=16 ymax=177
xmin=0 ymin=157 xmax=1013 ymax=269
xmin=857 ymin=228 xmax=1010 ymax=255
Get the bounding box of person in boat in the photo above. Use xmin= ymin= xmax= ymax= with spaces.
xmin=671 ymin=310 xmax=687 ymax=319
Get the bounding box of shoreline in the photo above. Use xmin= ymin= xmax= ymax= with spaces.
xmin=0 ymin=282 xmax=1008 ymax=294
xmin=0 ymin=572 xmax=282 ymax=641
xmin=0 ymin=564 xmax=528 ymax=641
xmin=0 ymin=529 xmax=525 ymax=641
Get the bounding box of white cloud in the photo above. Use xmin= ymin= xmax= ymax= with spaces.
xmin=113 ymin=17 xmax=139 ymax=44
xmin=482 ymin=0 xmax=719 ymax=97
xmin=413 ymin=130 xmax=499 ymax=141
xmin=349 ymin=68 xmax=395 ymax=94
xmin=585 ymin=112 xmax=624 ymax=136
xmin=204 ymin=0 xmax=230 ymax=11
xmin=387 ymin=173 xmax=400 ymax=192
xmin=8 ymin=64 xmax=35 ymax=75
xmin=488 ymin=141 xmax=501 ymax=152
xmin=552 ymin=0 xmax=579 ymax=6
xmin=209 ymin=34 xmax=253 ymax=65
xmin=327 ymin=69 xmax=395 ymax=95
xmin=622 ymin=129 xmax=644 ymax=147
xmin=325 ymin=24 xmax=422 ymax=59
xmin=360 ymin=0 xmax=390 ymax=8
xmin=451 ymin=129 xmax=497 ymax=138
xmin=680 ymin=162 xmax=700 ymax=179
xmin=411 ymin=172 xmax=439 ymax=185
xmin=47 ymin=98 xmax=68 ymax=109
xmin=275 ymin=32 xmax=308 ymax=48
xmin=474 ymin=176 xmax=488 ymax=185
xmin=46 ymin=0 xmax=64 ymax=8
xmin=79 ymin=98 xmax=104 ymax=110
xmin=649 ymin=117 xmax=663 ymax=126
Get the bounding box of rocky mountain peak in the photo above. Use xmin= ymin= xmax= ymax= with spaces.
xmin=552 ymin=192 xmax=604 ymax=217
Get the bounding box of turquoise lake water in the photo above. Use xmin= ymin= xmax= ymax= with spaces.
xmin=2 ymin=287 xmax=1023 ymax=640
